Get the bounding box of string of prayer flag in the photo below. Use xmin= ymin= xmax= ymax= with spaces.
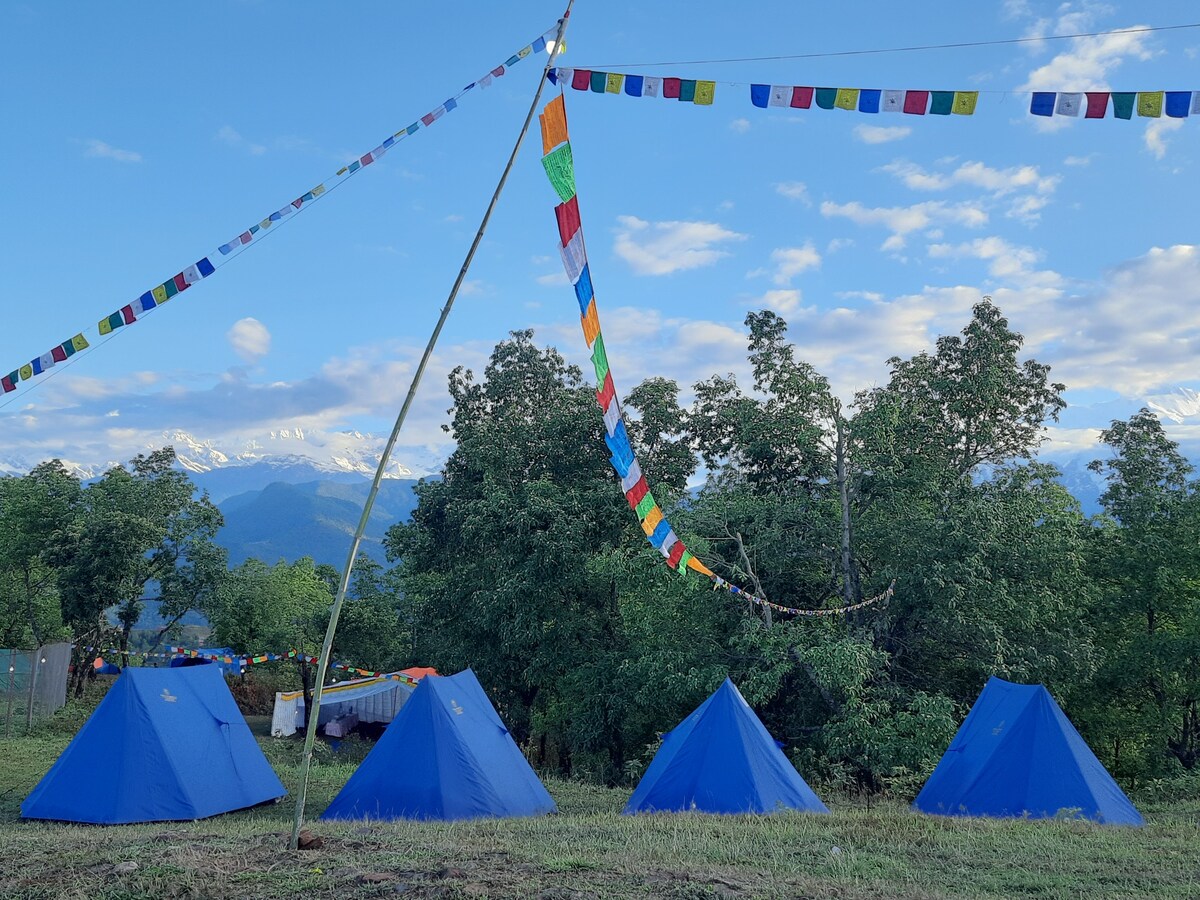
xmin=1031 ymin=89 xmax=1198 ymax=118
xmin=538 ymin=91 xmax=890 ymax=619
xmin=3 ymin=24 xmax=561 ymax=397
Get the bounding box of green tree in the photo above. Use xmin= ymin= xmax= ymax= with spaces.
xmin=1083 ymin=409 xmax=1200 ymax=775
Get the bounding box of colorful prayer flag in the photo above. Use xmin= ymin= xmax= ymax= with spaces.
xmin=152 ymin=284 xmax=168 ymax=304
xmin=858 ymin=89 xmax=881 ymax=113
xmin=952 ymin=91 xmax=978 ymax=115
xmin=1137 ymin=91 xmax=1163 ymax=117
xmin=770 ymin=84 xmax=792 ymax=107
xmin=605 ymin=72 xmax=623 ymax=94
xmin=539 ymin=94 xmax=569 ymax=154
xmin=834 ymin=88 xmax=859 ymax=110
xmin=1111 ymin=92 xmax=1135 ymax=119
xmin=1055 ymin=92 xmax=1082 ymax=116
xmin=882 ymin=89 xmax=904 ymax=112
xmin=555 ymin=195 xmax=581 ymax=244
xmin=1 ymin=373 xmax=15 ymax=393
xmin=814 ymin=87 xmax=837 ymax=110
xmin=750 ymin=84 xmax=770 ymax=108
xmin=678 ymin=79 xmax=696 ymax=102
xmin=590 ymin=70 xmax=607 ymax=93
xmin=624 ymin=74 xmax=644 ymax=97
xmin=560 ymin=231 xmax=586 ymax=284
xmin=590 ymin=331 xmax=608 ymax=384
xmin=695 ymin=81 xmax=716 ymax=105
xmin=572 ymin=69 xmax=591 ymax=91
xmin=19 ymin=364 xmax=32 ymax=381
xmin=1165 ymin=91 xmax=1191 ymax=118
xmin=573 ymin=264 xmax=594 ymax=312
xmin=929 ymin=91 xmax=954 ymax=115
xmin=642 ymin=77 xmax=661 ymax=97
xmin=70 ymin=333 xmax=89 ymax=352
xmin=542 ymin=143 xmax=576 ymax=203
xmin=581 ymin=298 xmax=601 ymax=346
xmin=904 ymin=90 xmax=929 ymax=114
xmin=50 ymin=345 xmax=67 ymax=363
xmin=791 ymin=86 xmax=814 ymax=109
xmin=1085 ymin=92 xmax=1110 ymax=118
xmin=663 ymin=77 xmax=682 ymax=99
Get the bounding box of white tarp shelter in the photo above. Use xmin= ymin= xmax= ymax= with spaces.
xmin=271 ymin=674 xmax=418 ymax=737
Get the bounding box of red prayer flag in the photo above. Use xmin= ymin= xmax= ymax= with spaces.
xmin=120 ymin=305 xmax=136 ymax=325
xmin=360 ymin=153 xmax=374 ymax=166
xmin=791 ymin=86 xmax=814 ymax=108
xmin=1 ymin=375 xmax=15 ymax=393
xmin=420 ymin=112 xmax=435 ymax=126
xmin=663 ymin=77 xmax=682 ymax=98
xmin=555 ymin=195 xmax=581 ymax=244
xmin=1085 ymin=92 xmax=1110 ymax=118
xmin=292 ymin=198 xmax=303 ymax=209
xmin=903 ymin=91 xmax=929 ymax=114
xmin=173 ymin=273 xmax=189 ymax=293
xmin=492 ymin=65 xmax=505 ymax=77
xmin=626 ymin=476 xmax=649 ymax=508
xmin=667 ymin=541 xmax=686 ymax=568
xmin=572 ymin=69 xmax=591 ymax=91
xmin=50 ymin=345 xmax=67 ymax=362
xmin=240 ymin=232 xmax=252 ymax=244
xmin=596 ymin=371 xmax=616 ymax=409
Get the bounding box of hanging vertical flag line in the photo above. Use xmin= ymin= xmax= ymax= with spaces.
xmin=538 ymin=92 xmax=891 ymax=618
xmin=2 ymin=24 xmax=562 ymax=403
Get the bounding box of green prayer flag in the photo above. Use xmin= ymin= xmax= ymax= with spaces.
xmin=678 ymin=79 xmax=696 ymax=102
xmin=1111 ymin=92 xmax=1135 ymax=119
xmin=814 ymin=87 xmax=837 ymax=109
xmin=591 ymin=333 xmax=609 ymax=385
xmin=163 ymin=278 xmax=179 ymax=299
xmin=676 ymin=550 xmax=694 ymax=573
xmin=635 ymin=493 xmax=656 ymax=520
xmin=930 ymin=91 xmax=954 ymax=115
xmin=541 ymin=144 xmax=576 ymax=203
xmin=590 ymin=70 xmax=607 ymax=93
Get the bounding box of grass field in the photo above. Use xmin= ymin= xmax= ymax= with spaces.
xmin=0 ymin=714 xmax=1197 ymax=899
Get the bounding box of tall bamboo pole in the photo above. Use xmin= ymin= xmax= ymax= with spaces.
xmin=289 ymin=6 xmax=574 ymax=848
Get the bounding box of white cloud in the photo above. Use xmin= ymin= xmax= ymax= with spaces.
xmin=729 ymin=118 xmax=751 ymax=134
xmin=821 ymin=199 xmax=988 ymax=250
xmin=536 ymin=272 xmax=569 ymax=287
xmin=1144 ymin=118 xmax=1183 ymax=160
xmin=755 ymin=290 xmax=804 ymax=315
xmin=853 ymin=125 xmax=911 ymax=144
xmin=1019 ymin=26 xmax=1154 ymax=92
xmin=882 ymin=160 xmax=1060 ymax=197
xmin=927 ymin=236 xmax=1060 ymax=286
xmin=769 ymin=245 xmax=822 ymax=285
xmin=613 ymin=215 xmax=746 ymax=276
xmin=1007 ymin=194 xmax=1051 ymax=223
xmin=775 ymin=182 xmax=811 ymax=204
xmin=83 ymin=139 xmax=142 ymax=163
xmin=1064 ymin=154 xmax=1095 ymax=166
xmin=216 ymin=125 xmax=267 ymax=156
xmin=826 ymin=238 xmax=854 ymax=253
xmin=226 ymin=318 xmax=271 ymax=362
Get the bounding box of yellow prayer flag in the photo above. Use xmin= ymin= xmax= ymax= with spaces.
xmin=260 ymin=218 xmax=272 ymax=229
xmin=835 ymin=88 xmax=859 ymax=110
xmin=336 ymin=167 xmax=348 ymax=176
xmin=641 ymin=506 xmax=664 ymax=536
xmin=312 ymin=184 xmax=326 ymax=197
xmin=539 ymin=95 xmax=569 ymax=155
xmin=1137 ymin=91 xmax=1163 ymax=117
xmin=19 ymin=364 xmax=32 ymax=380
xmin=518 ymin=45 xmax=532 ymax=58
xmin=70 ymin=333 xmax=89 ymax=351
xmin=152 ymin=285 xmax=168 ymax=304
xmin=605 ymin=72 xmax=624 ymax=94
xmin=581 ymin=299 xmax=601 ymax=346
xmin=952 ymin=91 xmax=979 ymax=115
xmin=694 ymin=81 xmax=716 ymax=105
xmin=98 ymin=318 xmax=112 ymax=336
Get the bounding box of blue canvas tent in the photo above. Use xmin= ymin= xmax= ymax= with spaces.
xmin=914 ymin=676 xmax=1142 ymax=826
xmin=22 ymin=665 xmax=286 ymax=824
xmin=624 ymin=678 xmax=829 ymax=815
xmin=322 ymin=669 xmax=557 ymax=821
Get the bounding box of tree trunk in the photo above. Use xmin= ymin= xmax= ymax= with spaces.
xmin=834 ymin=413 xmax=855 ymax=611
xmin=298 ymin=658 xmax=313 ymax=731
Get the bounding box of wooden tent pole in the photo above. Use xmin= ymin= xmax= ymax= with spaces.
xmin=289 ymin=5 xmax=575 ymax=849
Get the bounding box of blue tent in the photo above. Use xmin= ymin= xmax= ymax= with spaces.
xmin=624 ymin=678 xmax=829 ymax=815
xmin=22 ymin=665 xmax=286 ymax=824
xmin=914 ymin=676 xmax=1142 ymax=826
xmin=322 ymin=669 xmax=557 ymax=821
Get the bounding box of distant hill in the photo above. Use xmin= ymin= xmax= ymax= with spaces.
xmin=216 ymin=477 xmax=423 ymax=567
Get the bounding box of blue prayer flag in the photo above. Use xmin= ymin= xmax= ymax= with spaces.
xmin=532 ymin=36 xmax=546 ymax=53
xmin=444 ymin=98 xmax=457 ymax=112
xmin=858 ymin=89 xmax=881 ymax=113
xmin=750 ymin=84 xmax=770 ymax=108
xmin=197 ymin=257 xmax=215 ymax=278
xmin=648 ymin=519 xmax=671 ymax=549
xmin=1165 ymin=91 xmax=1191 ymax=118
xmin=1030 ymin=92 xmax=1056 ymax=116
xmin=574 ymin=265 xmax=593 ymax=314
xmin=625 ymin=74 xmax=644 ymax=97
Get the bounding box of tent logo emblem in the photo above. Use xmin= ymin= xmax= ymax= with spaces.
xmin=451 ymin=700 xmax=464 ymax=715
xmin=161 ymin=689 xmax=178 ymax=703
xmin=992 ymin=720 xmax=1005 ymax=736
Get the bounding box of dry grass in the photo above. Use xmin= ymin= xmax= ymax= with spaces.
xmin=0 ymin=725 xmax=1197 ymax=899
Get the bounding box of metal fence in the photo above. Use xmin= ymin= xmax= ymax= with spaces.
xmin=0 ymin=642 xmax=71 ymax=735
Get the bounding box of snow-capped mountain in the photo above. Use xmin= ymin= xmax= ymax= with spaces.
xmin=1146 ymin=388 xmax=1200 ymax=424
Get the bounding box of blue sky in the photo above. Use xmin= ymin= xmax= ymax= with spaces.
xmin=1 ymin=0 xmax=1197 ymax=476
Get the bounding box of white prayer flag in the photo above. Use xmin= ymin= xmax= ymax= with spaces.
xmin=603 ymin=397 xmax=621 ymax=437
xmin=642 ymin=76 xmax=661 ymax=97
xmin=1192 ymin=91 xmax=1200 ymax=115
xmin=182 ymin=265 xmax=203 ymax=285
xmin=769 ymin=85 xmax=790 ymax=107
xmin=620 ymin=459 xmax=642 ymax=493
xmin=1055 ymin=92 xmax=1082 ymax=116
xmin=882 ymin=89 xmax=904 ymax=112
xmin=560 ymin=230 xmax=587 ymax=284
xmin=38 ymin=352 xmax=55 ymax=370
